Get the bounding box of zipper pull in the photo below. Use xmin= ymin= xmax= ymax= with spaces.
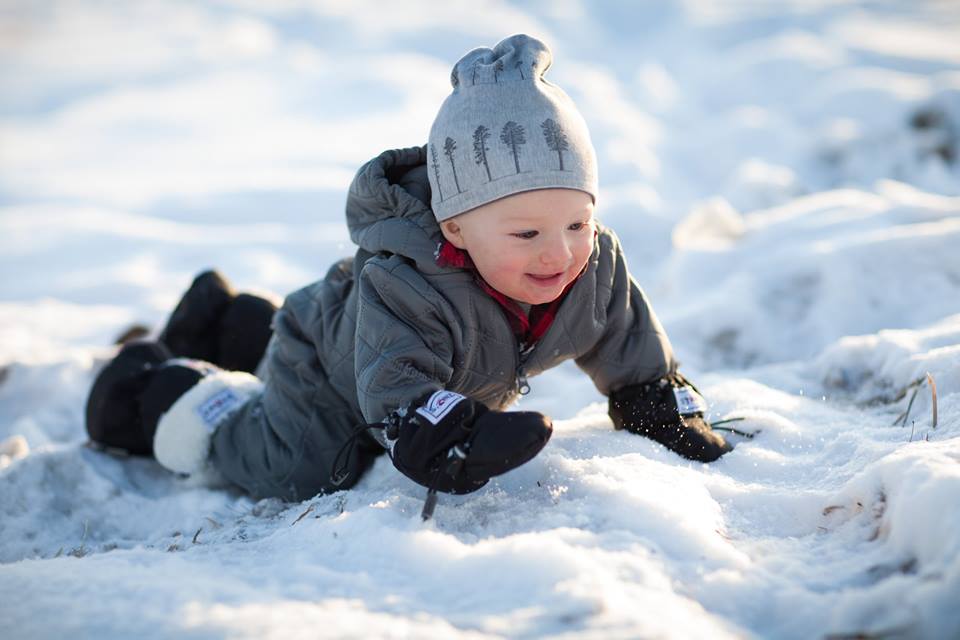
xmin=516 ymin=341 xmax=534 ymax=396
xmin=517 ymin=367 xmax=531 ymax=395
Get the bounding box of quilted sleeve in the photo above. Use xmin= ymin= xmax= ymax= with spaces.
xmin=574 ymin=228 xmax=677 ymax=395
xmin=354 ymin=255 xmax=459 ymax=423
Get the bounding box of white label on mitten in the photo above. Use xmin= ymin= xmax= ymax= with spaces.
xmin=415 ymin=390 xmax=467 ymax=425
xmin=195 ymin=388 xmax=243 ymax=431
xmin=674 ymin=386 xmax=707 ymax=415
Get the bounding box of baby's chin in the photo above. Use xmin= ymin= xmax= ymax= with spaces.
xmin=508 ymin=276 xmax=571 ymax=305
xmin=515 ymin=292 xmax=562 ymax=305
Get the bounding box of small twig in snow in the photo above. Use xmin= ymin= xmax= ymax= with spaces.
xmin=926 ymin=372 xmax=938 ymax=429
xmin=291 ymin=504 xmax=315 ymax=526
xmin=824 ymin=623 xmax=914 ymax=639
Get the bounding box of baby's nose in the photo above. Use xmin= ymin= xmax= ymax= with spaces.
xmin=541 ymin=237 xmax=573 ymax=265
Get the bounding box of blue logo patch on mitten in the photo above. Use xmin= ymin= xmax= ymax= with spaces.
xmin=674 ymin=386 xmax=707 ymax=416
xmin=415 ymin=390 xmax=467 ymax=425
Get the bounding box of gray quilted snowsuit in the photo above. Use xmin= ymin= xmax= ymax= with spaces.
xmin=209 ymin=145 xmax=677 ymax=500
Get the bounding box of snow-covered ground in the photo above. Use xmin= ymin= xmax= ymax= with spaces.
xmin=2 ymin=1 xmax=960 ymax=637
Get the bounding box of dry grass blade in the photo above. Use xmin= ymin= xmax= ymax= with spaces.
xmin=893 ymin=383 xmax=922 ymax=427
xmin=926 ymin=372 xmax=937 ymax=429
xmin=710 ymin=416 xmax=757 ymax=438
xmin=894 ymin=373 xmax=939 ymax=431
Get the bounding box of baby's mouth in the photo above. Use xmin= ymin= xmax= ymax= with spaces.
xmin=526 ymin=272 xmax=564 ymax=286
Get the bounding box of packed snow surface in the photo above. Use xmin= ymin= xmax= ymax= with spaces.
xmin=2 ymin=1 xmax=960 ymax=638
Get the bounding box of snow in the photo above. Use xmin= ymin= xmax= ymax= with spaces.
xmin=2 ymin=1 xmax=960 ymax=637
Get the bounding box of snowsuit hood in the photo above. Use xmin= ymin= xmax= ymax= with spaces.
xmin=346 ymin=145 xmax=443 ymax=274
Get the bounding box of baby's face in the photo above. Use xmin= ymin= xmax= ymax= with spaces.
xmin=440 ymin=188 xmax=595 ymax=305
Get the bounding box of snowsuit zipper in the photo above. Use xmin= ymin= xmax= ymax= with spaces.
xmin=516 ymin=341 xmax=535 ymax=396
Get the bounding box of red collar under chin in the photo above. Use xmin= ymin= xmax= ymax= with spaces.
xmin=434 ymin=240 xmax=581 ymax=345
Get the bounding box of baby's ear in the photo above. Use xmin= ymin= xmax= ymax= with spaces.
xmin=440 ymin=220 xmax=467 ymax=249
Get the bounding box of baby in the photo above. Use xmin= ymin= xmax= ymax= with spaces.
xmin=85 ymin=34 xmax=731 ymax=514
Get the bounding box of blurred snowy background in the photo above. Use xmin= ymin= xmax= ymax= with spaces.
xmin=2 ymin=1 xmax=959 ymax=638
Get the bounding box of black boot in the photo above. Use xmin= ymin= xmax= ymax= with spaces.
xmin=86 ymin=341 xmax=208 ymax=456
xmin=159 ymin=270 xmax=234 ymax=364
xmin=159 ymin=270 xmax=277 ymax=374
xmin=217 ymin=293 xmax=277 ymax=373
xmin=609 ymin=373 xmax=732 ymax=462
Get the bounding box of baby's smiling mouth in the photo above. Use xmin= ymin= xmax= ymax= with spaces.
xmin=526 ymin=272 xmax=564 ymax=285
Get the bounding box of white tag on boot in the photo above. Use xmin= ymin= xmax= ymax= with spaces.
xmin=674 ymin=386 xmax=707 ymax=415
xmin=196 ymin=388 xmax=243 ymax=432
xmin=415 ymin=390 xmax=467 ymax=425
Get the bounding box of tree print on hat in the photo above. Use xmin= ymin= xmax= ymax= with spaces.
xmin=473 ymin=125 xmax=493 ymax=181
xmin=541 ymin=118 xmax=570 ymax=170
xmin=430 ymin=144 xmax=444 ymax=201
xmin=443 ymin=137 xmax=463 ymax=194
xmin=515 ymin=58 xmax=525 ymax=80
xmin=494 ymin=59 xmax=504 ymax=82
xmin=500 ymin=121 xmax=527 ymax=174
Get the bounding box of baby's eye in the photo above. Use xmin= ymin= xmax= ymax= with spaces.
xmin=568 ymin=221 xmax=590 ymax=231
xmin=513 ymin=230 xmax=538 ymax=239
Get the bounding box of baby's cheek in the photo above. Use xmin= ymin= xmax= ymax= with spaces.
xmin=502 ymin=264 xmax=526 ymax=287
xmin=490 ymin=262 xmax=521 ymax=285
xmin=574 ymin=238 xmax=593 ymax=267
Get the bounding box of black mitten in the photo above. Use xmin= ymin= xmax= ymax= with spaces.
xmin=609 ymin=373 xmax=732 ymax=462
xmin=386 ymin=390 xmax=553 ymax=495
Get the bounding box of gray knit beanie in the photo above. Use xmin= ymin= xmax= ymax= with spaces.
xmin=427 ymin=34 xmax=599 ymax=222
